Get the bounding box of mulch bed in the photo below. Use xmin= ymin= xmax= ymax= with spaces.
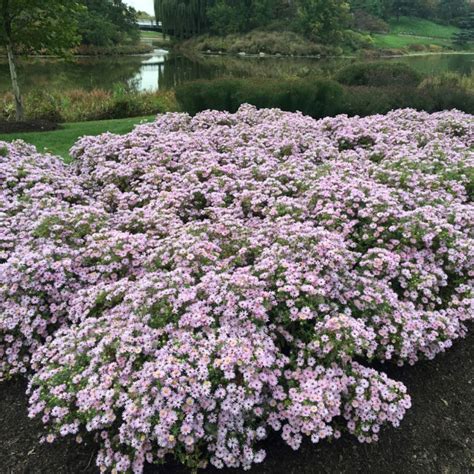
xmin=1 ymin=330 xmax=473 ymax=474
xmin=0 ymin=120 xmax=60 ymax=134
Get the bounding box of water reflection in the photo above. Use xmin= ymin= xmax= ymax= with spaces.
xmin=0 ymin=50 xmax=472 ymax=94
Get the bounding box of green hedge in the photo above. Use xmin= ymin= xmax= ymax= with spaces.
xmin=176 ymin=72 xmax=474 ymax=118
xmin=176 ymin=78 xmax=345 ymax=118
xmin=335 ymin=62 xmax=422 ymax=87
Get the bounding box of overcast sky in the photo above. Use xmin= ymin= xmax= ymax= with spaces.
xmin=124 ymin=0 xmax=154 ymax=15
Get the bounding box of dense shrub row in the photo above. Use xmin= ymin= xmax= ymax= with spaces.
xmin=0 ymin=106 xmax=472 ymax=472
xmin=335 ymin=62 xmax=422 ymax=87
xmin=176 ymin=77 xmax=344 ymax=118
xmin=0 ymin=88 xmax=177 ymax=123
xmin=176 ymin=65 xmax=474 ymax=117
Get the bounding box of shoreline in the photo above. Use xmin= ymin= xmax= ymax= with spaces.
xmin=183 ymin=49 xmax=474 ymax=60
xmin=1 ymin=46 xmax=472 ymax=61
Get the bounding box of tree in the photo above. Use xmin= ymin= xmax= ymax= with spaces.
xmin=391 ymin=0 xmax=413 ymax=21
xmin=438 ymin=0 xmax=469 ymax=22
xmin=295 ymin=0 xmax=351 ymax=43
xmin=137 ymin=10 xmax=155 ymax=21
xmin=78 ymin=0 xmax=139 ymax=46
xmin=349 ymin=0 xmax=384 ymax=17
xmin=207 ymin=0 xmax=276 ymax=35
xmin=155 ymin=0 xmax=210 ymax=38
xmin=0 ymin=0 xmax=82 ymax=121
xmin=155 ymin=0 xmax=278 ymax=38
xmin=454 ymin=12 xmax=474 ymax=45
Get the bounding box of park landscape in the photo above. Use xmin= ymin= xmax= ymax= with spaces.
xmin=0 ymin=1 xmax=473 ymax=474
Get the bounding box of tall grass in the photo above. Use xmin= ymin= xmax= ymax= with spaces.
xmin=0 ymin=87 xmax=178 ymax=123
xmin=181 ymin=30 xmax=337 ymax=56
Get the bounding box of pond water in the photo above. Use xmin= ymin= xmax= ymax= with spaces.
xmin=0 ymin=50 xmax=473 ymax=94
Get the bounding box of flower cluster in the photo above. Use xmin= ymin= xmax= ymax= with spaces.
xmin=0 ymin=105 xmax=472 ymax=472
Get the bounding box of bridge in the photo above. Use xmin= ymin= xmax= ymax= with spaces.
xmin=137 ymin=19 xmax=163 ymax=33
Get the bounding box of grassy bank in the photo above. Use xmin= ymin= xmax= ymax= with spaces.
xmin=371 ymin=16 xmax=462 ymax=53
xmin=0 ymin=116 xmax=155 ymax=161
xmin=388 ymin=17 xmax=458 ymax=39
xmin=140 ymin=31 xmax=172 ymax=48
xmin=179 ymin=17 xmax=468 ymax=57
xmin=180 ymin=30 xmax=338 ymax=57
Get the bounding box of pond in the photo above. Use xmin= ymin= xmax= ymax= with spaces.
xmin=1 ymin=50 xmax=473 ymax=94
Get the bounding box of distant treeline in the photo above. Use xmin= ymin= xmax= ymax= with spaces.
xmin=154 ymin=0 xmax=473 ymax=41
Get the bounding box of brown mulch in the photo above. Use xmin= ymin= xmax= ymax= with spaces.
xmin=0 ymin=120 xmax=60 ymax=134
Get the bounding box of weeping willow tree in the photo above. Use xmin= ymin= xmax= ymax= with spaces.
xmin=155 ymin=0 xmax=211 ymax=38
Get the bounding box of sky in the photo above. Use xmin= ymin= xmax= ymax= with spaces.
xmin=124 ymin=0 xmax=155 ymax=15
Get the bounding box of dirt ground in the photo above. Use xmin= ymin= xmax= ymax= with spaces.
xmin=0 ymin=120 xmax=59 ymax=134
xmin=1 ymin=330 xmax=473 ymax=474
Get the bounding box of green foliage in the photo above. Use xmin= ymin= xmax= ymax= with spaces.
xmin=348 ymin=0 xmax=470 ymax=23
xmin=438 ymin=0 xmax=469 ymax=21
xmin=391 ymin=0 xmax=416 ymax=19
xmin=0 ymin=0 xmax=84 ymax=121
xmin=155 ymin=0 xmax=295 ymax=38
xmin=78 ymin=0 xmax=140 ymax=46
xmin=336 ymin=62 xmax=422 ymax=87
xmin=155 ymin=0 xmax=209 ymax=38
xmin=206 ymin=1 xmax=247 ymax=35
xmin=454 ymin=13 xmax=474 ymax=46
xmin=295 ymin=0 xmax=351 ymax=43
xmin=351 ymin=10 xmax=390 ymax=32
xmin=349 ymin=0 xmax=386 ymax=17
xmin=23 ymin=91 xmax=64 ymax=123
xmin=417 ymin=71 xmax=474 ymax=111
xmin=0 ymin=0 xmax=82 ymax=54
xmin=342 ymin=85 xmax=400 ymax=115
xmin=175 ymin=68 xmax=474 ymax=119
xmin=207 ymin=0 xmax=276 ymax=35
xmin=343 ymin=30 xmax=374 ymax=50
xmin=175 ymin=77 xmax=345 ymax=117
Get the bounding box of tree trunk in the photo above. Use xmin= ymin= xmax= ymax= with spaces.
xmin=6 ymin=41 xmax=24 ymax=122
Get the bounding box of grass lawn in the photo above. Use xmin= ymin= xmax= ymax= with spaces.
xmin=0 ymin=116 xmax=155 ymax=162
xmin=141 ymin=31 xmax=165 ymax=39
xmin=371 ymin=16 xmax=459 ymax=50
xmin=372 ymin=33 xmax=453 ymax=49
xmin=140 ymin=31 xmax=170 ymax=46
xmin=388 ymin=16 xmax=459 ymax=39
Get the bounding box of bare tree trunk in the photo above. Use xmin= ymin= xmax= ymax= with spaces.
xmin=6 ymin=41 xmax=24 ymax=121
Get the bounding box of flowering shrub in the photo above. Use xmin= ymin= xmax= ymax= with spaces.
xmin=0 ymin=105 xmax=472 ymax=472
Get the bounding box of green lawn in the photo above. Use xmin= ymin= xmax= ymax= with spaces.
xmin=141 ymin=31 xmax=165 ymax=39
xmin=372 ymin=33 xmax=453 ymax=49
xmin=371 ymin=16 xmax=459 ymax=51
xmin=388 ymin=16 xmax=459 ymax=39
xmin=0 ymin=116 xmax=155 ymax=162
xmin=140 ymin=31 xmax=170 ymax=46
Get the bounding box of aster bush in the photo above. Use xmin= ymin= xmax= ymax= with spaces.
xmin=0 ymin=105 xmax=472 ymax=473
